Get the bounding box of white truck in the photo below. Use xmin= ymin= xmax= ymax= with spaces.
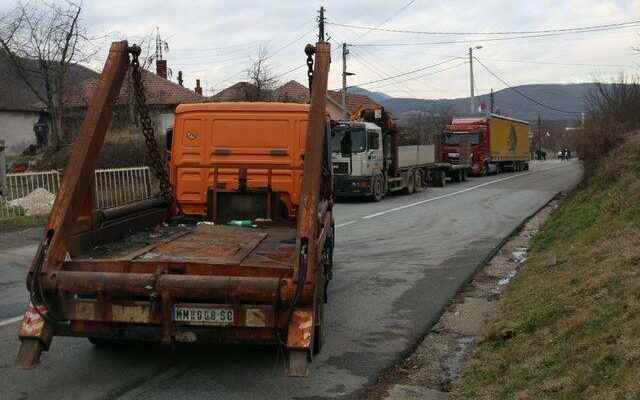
xmin=331 ymin=109 xmax=470 ymax=201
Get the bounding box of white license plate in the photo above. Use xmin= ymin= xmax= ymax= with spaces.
xmin=173 ymin=306 xmax=234 ymax=326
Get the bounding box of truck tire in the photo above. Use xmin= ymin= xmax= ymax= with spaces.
xmin=371 ymin=175 xmax=384 ymax=202
xmin=462 ymin=169 xmax=468 ymax=181
xmin=403 ymin=170 xmax=415 ymax=195
xmin=438 ymin=170 xmax=447 ymax=187
xmin=414 ymin=170 xmax=424 ymax=192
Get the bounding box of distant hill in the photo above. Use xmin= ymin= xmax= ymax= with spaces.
xmin=347 ymin=86 xmax=393 ymax=103
xmin=349 ymin=84 xmax=598 ymax=125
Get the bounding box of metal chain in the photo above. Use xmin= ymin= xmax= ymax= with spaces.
xmin=305 ymin=44 xmax=315 ymax=96
xmin=128 ymin=45 xmax=176 ymax=206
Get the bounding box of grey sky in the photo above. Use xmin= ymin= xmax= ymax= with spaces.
xmin=4 ymin=0 xmax=640 ymax=99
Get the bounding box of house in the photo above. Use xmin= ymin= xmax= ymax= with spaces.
xmin=0 ymin=53 xmax=97 ymax=154
xmin=63 ymin=64 xmax=204 ymax=138
xmin=273 ymin=80 xmax=383 ymax=120
xmin=211 ymin=82 xmax=261 ymax=102
xmin=212 ymin=80 xmax=381 ymax=121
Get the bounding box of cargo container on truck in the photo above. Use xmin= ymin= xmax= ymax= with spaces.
xmin=331 ymin=108 xmax=470 ymax=201
xmin=442 ymin=114 xmax=530 ymax=176
xmin=16 ymin=40 xmax=334 ymax=377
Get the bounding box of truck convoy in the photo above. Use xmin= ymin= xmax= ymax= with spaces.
xmin=442 ymin=114 xmax=530 ymax=175
xmin=16 ymin=40 xmax=334 ymax=376
xmin=332 ymin=108 xmax=470 ymax=201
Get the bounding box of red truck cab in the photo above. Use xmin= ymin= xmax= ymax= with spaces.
xmin=441 ymin=117 xmax=485 ymax=175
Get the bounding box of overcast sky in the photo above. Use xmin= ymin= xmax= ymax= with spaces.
xmin=5 ymin=0 xmax=640 ymax=99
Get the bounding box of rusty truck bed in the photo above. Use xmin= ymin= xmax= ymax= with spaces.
xmin=68 ymin=223 xmax=297 ymax=278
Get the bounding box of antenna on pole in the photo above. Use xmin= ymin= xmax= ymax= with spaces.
xmin=155 ymin=27 xmax=163 ymax=61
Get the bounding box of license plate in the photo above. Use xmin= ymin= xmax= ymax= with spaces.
xmin=173 ymin=305 xmax=234 ymax=326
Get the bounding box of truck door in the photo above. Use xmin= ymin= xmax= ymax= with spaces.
xmin=367 ymin=128 xmax=383 ymax=174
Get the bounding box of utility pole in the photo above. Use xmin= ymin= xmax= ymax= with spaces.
xmin=318 ymin=7 xmax=326 ymax=42
xmin=342 ymin=42 xmax=355 ymax=118
xmin=537 ymin=113 xmax=542 ymax=155
xmin=469 ymin=46 xmax=482 ymax=114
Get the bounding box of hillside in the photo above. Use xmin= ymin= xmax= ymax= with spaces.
xmin=349 ymin=83 xmax=597 ymax=124
xmin=453 ymin=135 xmax=640 ymax=399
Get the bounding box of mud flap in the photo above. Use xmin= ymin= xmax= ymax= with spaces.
xmin=16 ymin=303 xmax=54 ymax=369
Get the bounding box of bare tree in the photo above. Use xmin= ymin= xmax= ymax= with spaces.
xmin=0 ymin=1 xmax=91 ymax=150
xmin=246 ymin=45 xmax=278 ymax=101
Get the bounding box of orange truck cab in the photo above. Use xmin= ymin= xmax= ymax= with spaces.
xmin=170 ymin=102 xmax=311 ymax=222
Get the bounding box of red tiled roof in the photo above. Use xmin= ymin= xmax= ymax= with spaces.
xmin=327 ymin=90 xmax=382 ymax=114
xmin=211 ymin=82 xmax=260 ymax=102
xmin=273 ymin=80 xmax=310 ymax=103
xmin=64 ymin=69 xmax=204 ymax=108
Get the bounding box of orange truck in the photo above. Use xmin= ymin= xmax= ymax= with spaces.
xmin=16 ymin=40 xmax=334 ymax=376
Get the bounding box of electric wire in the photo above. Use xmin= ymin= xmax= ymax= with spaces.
xmin=327 ymin=19 xmax=640 ymax=36
xmin=349 ymin=24 xmax=640 ymax=47
xmin=473 ymin=56 xmax=581 ymax=114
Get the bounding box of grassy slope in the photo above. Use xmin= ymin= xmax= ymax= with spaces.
xmin=453 ymin=136 xmax=640 ymax=400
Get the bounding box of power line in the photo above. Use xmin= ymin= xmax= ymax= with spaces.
xmin=366 ymin=60 xmax=469 ymax=91
xmin=473 ymin=56 xmax=581 ymax=114
xmin=348 ymin=49 xmax=420 ymax=98
xmin=348 ymin=57 xmax=462 ymax=88
xmin=350 ymin=23 xmax=640 ymax=47
xmin=469 ymin=58 xmax=632 ymax=69
xmin=327 ymin=19 xmax=640 ymax=36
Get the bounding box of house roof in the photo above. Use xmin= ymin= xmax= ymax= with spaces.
xmin=211 ymin=82 xmax=260 ymax=102
xmin=326 ymin=90 xmax=382 ymax=114
xmin=0 ymin=52 xmax=98 ymax=112
xmin=273 ymin=80 xmax=310 ymax=103
xmin=64 ymin=69 xmax=204 ymax=108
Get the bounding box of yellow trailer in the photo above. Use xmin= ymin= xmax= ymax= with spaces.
xmin=489 ymin=115 xmax=530 ymax=162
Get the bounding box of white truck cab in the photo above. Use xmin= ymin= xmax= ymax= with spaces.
xmin=331 ymin=121 xmax=385 ymax=197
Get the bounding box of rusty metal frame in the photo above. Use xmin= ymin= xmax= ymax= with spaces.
xmin=16 ymin=41 xmax=132 ymax=368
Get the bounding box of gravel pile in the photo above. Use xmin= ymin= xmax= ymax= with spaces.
xmin=8 ymin=188 xmax=56 ymax=216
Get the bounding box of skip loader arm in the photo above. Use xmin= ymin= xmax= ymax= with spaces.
xmin=285 ymin=41 xmax=331 ymax=376
xmin=16 ymin=41 xmax=131 ymax=368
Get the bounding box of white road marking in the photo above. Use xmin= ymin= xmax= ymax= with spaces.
xmin=357 ymin=164 xmax=568 ymax=222
xmin=335 ymin=220 xmax=356 ymax=229
xmin=0 ymin=316 xmax=23 ymax=327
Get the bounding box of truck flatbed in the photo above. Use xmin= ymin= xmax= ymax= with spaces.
xmin=71 ymin=224 xmax=297 ymax=278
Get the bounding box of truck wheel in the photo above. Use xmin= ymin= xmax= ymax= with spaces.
xmin=484 ymin=162 xmax=490 ymax=177
xmin=414 ymin=170 xmax=424 ymax=192
xmin=462 ymin=169 xmax=468 ymax=181
xmin=438 ymin=170 xmax=446 ymax=187
xmin=371 ymin=175 xmax=384 ymax=202
xmin=403 ymin=171 xmax=415 ymax=194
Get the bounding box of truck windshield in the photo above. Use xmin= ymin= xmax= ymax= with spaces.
xmin=443 ymin=133 xmax=481 ymax=146
xmin=331 ymin=126 xmax=367 ymax=154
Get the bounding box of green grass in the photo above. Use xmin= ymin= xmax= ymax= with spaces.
xmin=0 ymin=214 xmax=48 ymax=232
xmin=452 ymin=136 xmax=640 ymax=400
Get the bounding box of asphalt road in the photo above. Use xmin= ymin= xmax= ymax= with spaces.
xmin=0 ymin=160 xmax=582 ymax=400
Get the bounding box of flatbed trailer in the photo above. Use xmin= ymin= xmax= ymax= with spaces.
xmin=16 ymin=40 xmax=334 ymax=377
xmin=332 ymin=109 xmax=470 ymax=200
